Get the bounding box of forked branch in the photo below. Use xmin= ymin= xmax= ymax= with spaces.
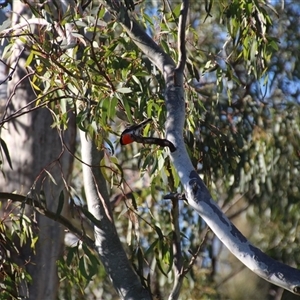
xmin=105 ymin=0 xmax=300 ymax=296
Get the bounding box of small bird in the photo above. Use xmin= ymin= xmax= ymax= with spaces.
xmin=120 ymin=118 xmax=152 ymax=145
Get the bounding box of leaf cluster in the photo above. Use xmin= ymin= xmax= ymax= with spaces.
xmin=1 ymin=0 xmax=300 ymax=298
xmin=0 ymin=204 xmax=35 ymax=300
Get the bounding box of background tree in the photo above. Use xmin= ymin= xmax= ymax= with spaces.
xmin=0 ymin=1 xmax=76 ymax=298
xmin=1 ymin=0 xmax=300 ymax=299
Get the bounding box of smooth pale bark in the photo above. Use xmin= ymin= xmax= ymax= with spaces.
xmin=79 ymin=130 xmax=152 ymax=300
xmin=104 ymin=0 xmax=300 ymax=296
xmin=0 ymin=1 xmax=76 ymax=299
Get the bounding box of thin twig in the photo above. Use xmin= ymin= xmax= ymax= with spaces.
xmin=1 ymin=71 xmax=35 ymax=122
xmin=183 ymin=227 xmax=211 ymax=276
xmin=168 ymin=199 xmax=184 ymax=300
xmin=0 ymin=93 xmax=64 ymax=126
xmin=0 ymin=46 xmax=24 ymax=86
xmin=216 ymin=264 xmax=245 ymax=288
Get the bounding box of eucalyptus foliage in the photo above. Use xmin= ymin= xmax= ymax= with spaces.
xmin=1 ymin=0 xmax=300 ymax=299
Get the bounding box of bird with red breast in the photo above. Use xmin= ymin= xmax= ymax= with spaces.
xmin=120 ymin=118 xmax=152 ymax=145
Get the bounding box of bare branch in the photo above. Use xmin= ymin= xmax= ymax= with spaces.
xmin=1 ymin=71 xmax=36 ymax=123
xmin=216 ymin=264 xmax=245 ymax=288
xmin=184 ymin=227 xmax=210 ymax=276
xmin=160 ymin=1 xmax=300 ymax=295
xmin=0 ymin=92 xmax=65 ymax=126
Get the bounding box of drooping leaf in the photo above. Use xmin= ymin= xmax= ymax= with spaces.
xmin=0 ymin=138 xmax=13 ymax=169
xmin=55 ymin=190 xmax=64 ymax=219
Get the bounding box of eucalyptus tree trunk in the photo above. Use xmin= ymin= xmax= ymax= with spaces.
xmin=103 ymin=0 xmax=300 ymax=296
xmin=80 ymin=131 xmax=152 ymax=300
xmin=0 ymin=1 xmax=75 ymax=298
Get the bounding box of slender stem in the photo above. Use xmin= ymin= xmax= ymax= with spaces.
xmin=168 ymin=199 xmax=184 ymax=300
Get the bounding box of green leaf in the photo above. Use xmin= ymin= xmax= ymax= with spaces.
xmin=119 ymin=95 xmax=133 ymax=123
xmin=101 ymin=97 xmax=109 ymax=122
xmin=55 ymin=190 xmax=64 ymax=218
xmin=31 ymin=236 xmax=38 ymax=249
xmin=116 ymin=87 xmax=132 ymax=94
xmin=156 ymin=156 xmax=165 ymax=175
xmin=26 ymin=51 xmax=34 ymax=67
xmin=160 ymin=39 xmax=169 ymax=54
xmin=110 ymin=156 xmax=119 ymax=165
xmin=145 ymin=239 xmax=158 ymax=255
xmin=154 ymin=225 xmax=164 ymax=240
xmin=0 ymin=138 xmax=13 ymax=169
xmin=66 ymin=246 xmax=77 ymax=265
xmin=156 ymin=256 xmax=168 ymax=277
xmin=79 ymin=256 xmax=89 ymax=280
xmin=81 ymin=207 xmax=102 ymax=228
xmin=2 ymin=43 xmax=13 ymax=60
xmin=136 ymin=247 xmax=144 ymax=277
xmin=172 ymin=3 xmax=182 ymax=18
xmin=100 ymin=157 xmax=111 ymax=183
xmin=131 ymin=192 xmax=137 ymax=210
xmin=82 ymin=244 xmax=99 ymax=279
xmin=108 ymin=96 xmax=118 ymax=120
xmin=44 ymin=169 xmax=57 ymax=185
xmin=269 ymin=39 xmax=279 ymax=51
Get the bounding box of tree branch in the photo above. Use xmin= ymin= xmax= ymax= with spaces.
xmin=0 ymin=192 xmax=95 ymax=249
xmin=102 ymin=0 xmax=175 ymax=78
xmin=104 ymin=0 xmax=300 ymax=296
xmin=165 ymin=1 xmax=300 ymax=296
xmin=79 ymin=131 xmax=152 ymax=299
xmin=168 ymin=199 xmax=184 ymax=300
xmin=164 ymin=68 xmax=300 ymax=292
xmin=102 ymin=0 xmax=300 ymax=295
xmin=185 ymin=174 xmax=300 ymax=295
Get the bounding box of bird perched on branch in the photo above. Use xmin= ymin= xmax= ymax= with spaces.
xmin=120 ymin=118 xmax=176 ymax=152
xmin=120 ymin=118 xmax=152 ymax=145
